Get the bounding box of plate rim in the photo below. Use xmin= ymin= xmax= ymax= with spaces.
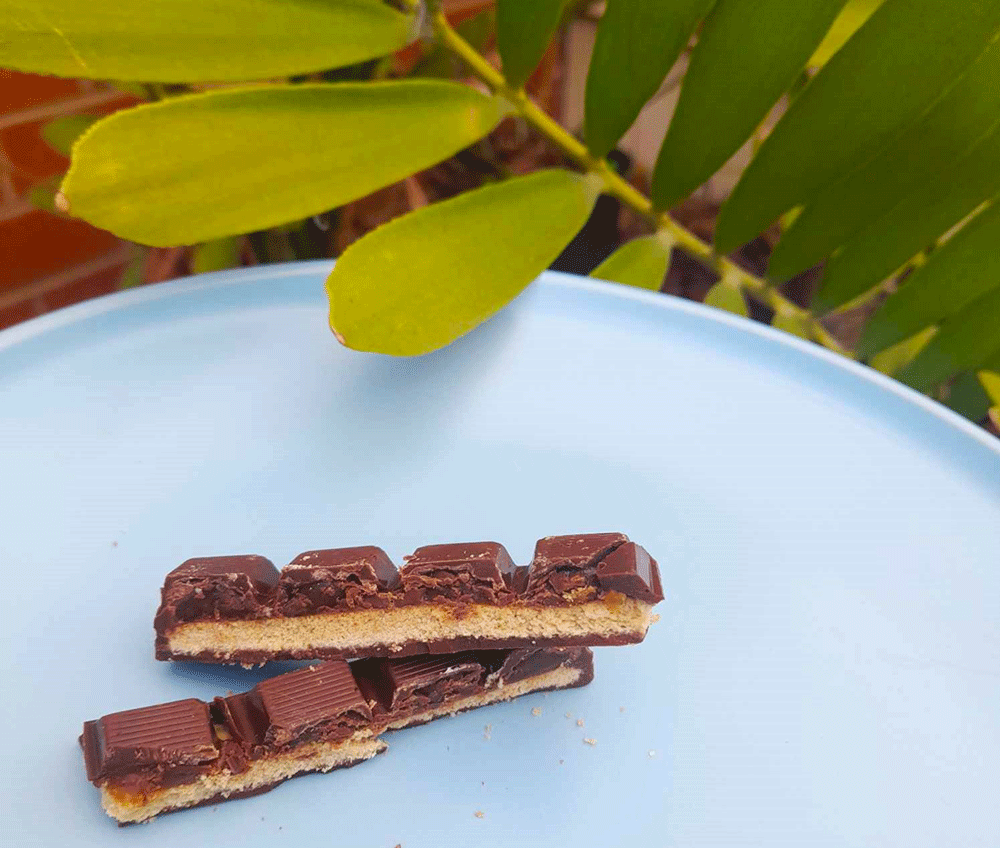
xmin=2 ymin=259 xmax=997 ymax=460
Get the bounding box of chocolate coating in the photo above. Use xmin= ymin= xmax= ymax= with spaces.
xmin=401 ymin=542 xmax=516 ymax=603
xmin=596 ymin=542 xmax=664 ymax=603
xmin=153 ymin=555 xmax=279 ymax=634
xmin=81 ymin=647 xmax=593 ymax=820
xmin=81 ymin=699 xmax=217 ymax=783
xmin=276 ymin=547 xmax=399 ymax=615
xmin=154 ymin=534 xmax=663 ymax=663
xmin=524 ymin=533 xmax=628 ymax=602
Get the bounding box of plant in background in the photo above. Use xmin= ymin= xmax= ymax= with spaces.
xmin=3 ymin=0 xmax=999 ymax=423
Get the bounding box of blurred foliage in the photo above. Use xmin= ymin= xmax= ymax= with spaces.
xmin=5 ymin=0 xmax=999 ymax=427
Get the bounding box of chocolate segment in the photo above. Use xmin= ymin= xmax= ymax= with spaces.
xmin=275 ymin=547 xmax=399 ymax=615
xmin=353 ymin=653 xmax=484 ymax=715
xmin=153 ymin=555 xmax=279 ymax=637
xmin=81 ymin=647 xmax=593 ymax=824
xmin=400 ymin=542 xmax=516 ymax=603
xmin=524 ymin=533 xmax=628 ymax=602
xmin=81 ymin=699 xmax=217 ymax=783
xmin=155 ymin=534 xmax=664 ymax=664
xmin=253 ymin=662 xmax=372 ymax=747
xmin=595 ymin=541 xmax=664 ymax=603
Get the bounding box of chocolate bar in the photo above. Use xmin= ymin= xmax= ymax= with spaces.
xmin=82 ymin=646 xmax=593 ymax=823
xmin=155 ymin=533 xmax=663 ymax=663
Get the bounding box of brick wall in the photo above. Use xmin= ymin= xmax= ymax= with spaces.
xmin=1 ymin=71 xmax=139 ymax=330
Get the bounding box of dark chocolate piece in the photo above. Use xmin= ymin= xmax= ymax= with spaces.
xmin=596 ymin=541 xmax=664 ymax=603
xmin=400 ymin=541 xmax=516 ymax=603
xmin=275 ymin=546 xmax=399 ymax=615
xmin=247 ymin=661 xmax=372 ymax=748
xmin=353 ymin=653 xmax=484 ymax=714
xmin=491 ymin=646 xmax=586 ymax=685
xmin=81 ymin=699 xmax=217 ymax=783
xmin=524 ymin=533 xmax=628 ymax=602
xmin=153 ymin=555 xmax=279 ymax=634
xmin=82 ymin=647 xmax=593 ymax=823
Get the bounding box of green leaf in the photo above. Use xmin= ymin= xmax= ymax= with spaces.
xmin=703 ymin=282 xmax=748 ymax=316
xmin=807 ymin=0 xmax=885 ymax=68
xmin=589 ymin=234 xmax=672 ymax=290
xmin=715 ymin=0 xmax=1000 ymax=253
xmin=41 ymin=114 xmax=98 ymax=156
xmin=118 ymin=248 xmax=148 ymax=289
xmin=651 ymin=0 xmax=845 ymax=209
xmin=858 ymin=202 xmax=1000 ymax=356
xmin=496 ymin=0 xmax=567 ymax=89
xmin=326 ymin=169 xmax=600 ymax=356
xmin=868 ymin=326 xmax=936 ymax=377
xmin=192 ymin=236 xmax=243 ymax=274
xmin=413 ymin=9 xmax=496 ymax=80
xmin=980 ymin=370 xmax=1000 ymax=406
xmin=28 ymin=180 xmax=62 ymax=215
xmin=943 ymin=371 xmax=991 ymax=421
xmin=896 ymin=286 xmax=1000 ymax=391
xmin=816 ymin=122 xmax=1000 ymax=311
xmin=0 ymin=0 xmax=414 ymax=82
xmin=584 ymin=0 xmax=715 ymax=159
xmin=770 ymin=37 xmax=1000 ymax=282
xmin=772 ymin=313 xmax=811 ymax=339
xmin=61 ymin=81 xmax=504 ymax=247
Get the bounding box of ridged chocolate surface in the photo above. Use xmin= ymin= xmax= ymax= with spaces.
xmin=82 ymin=699 xmax=217 ymax=783
xmin=81 ymin=647 xmax=593 ymax=813
xmin=255 ymin=662 xmax=371 ymax=746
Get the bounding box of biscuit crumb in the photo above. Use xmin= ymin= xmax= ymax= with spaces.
xmin=576 ymin=718 xmax=584 ymax=727
xmin=619 ymin=706 xmax=626 ymax=713
xmin=583 ymin=738 xmax=596 ymax=746
xmin=531 ymin=707 xmax=541 ymax=717
xmin=483 ymin=724 xmax=491 ymax=740
xmin=112 ymin=541 xmax=118 ymax=547
xmin=474 ymin=811 xmax=485 ymax=819
xmin=648 ymin=750 xmax=656 ymax=758
xmin=564 ymin=712 xmax=572 ymax=719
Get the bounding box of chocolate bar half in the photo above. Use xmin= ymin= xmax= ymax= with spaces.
xmin=82 ymin=646 xmax=593 ymax=823
xmin=154 ymin=533 xmax=663 ymax=663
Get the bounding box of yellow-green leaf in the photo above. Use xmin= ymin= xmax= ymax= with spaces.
xmin=192 ymin=237 xmax=242 ymax=274
xmin=807 ymin=0 xmax=885 ymax=68
xmin=62 ymin=81 xmax=504 ymax=247
xmin=589 ymin=234 xmax=672 ymax=290
xmin=0 ymin=0 xmax=415 ymax=82
xmin=979 ymin=370 xmax=1000 ymax=406
xmin=897 ymin=287 xmax=1000 ymax=391
xmin=703 ymin=282 xmax=748 ymax=317
xmin=41 ymin=114 xmax=98 ymax=156
xmin=773 ymin=313 xmax=811 ymax=339
xmin=868 ymin=326 xmax=936 ymax=377
xmin=327 ymin=169 xmax=600 ymax=356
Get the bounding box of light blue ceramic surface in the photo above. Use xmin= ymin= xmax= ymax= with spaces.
xmin=1 ymin=263 xmax=998 ymax=847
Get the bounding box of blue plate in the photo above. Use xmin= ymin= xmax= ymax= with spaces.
xmin=1 ymin=263 xmax=998 ymax=846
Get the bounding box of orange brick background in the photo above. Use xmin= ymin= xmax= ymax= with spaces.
xmin=1 ymin=70 xmax=139 ymax=330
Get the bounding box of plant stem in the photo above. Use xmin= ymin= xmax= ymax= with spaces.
xmin=432 ymin=11 xmax=852 ymax=358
